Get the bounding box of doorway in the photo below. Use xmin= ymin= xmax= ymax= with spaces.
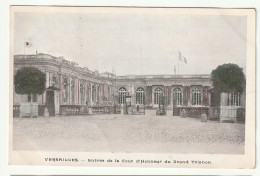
xmin=46 ymin=90 xmax=55 ymax=116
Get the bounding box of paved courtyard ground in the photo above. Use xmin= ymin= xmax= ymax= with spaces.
xmin=13 ymin=110 xmax=245 ymax=154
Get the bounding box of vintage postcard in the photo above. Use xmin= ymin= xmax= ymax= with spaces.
xmin=9 ymin=6 xmax=255 ymax=168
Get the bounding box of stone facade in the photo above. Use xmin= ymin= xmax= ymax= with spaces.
xmin=13 ymin=53 xmax=246 ymax=112
xmin=13 ymin=54 xmax=114 ymax=107
xmin=115 ymin=75 xmax=212 ymax=108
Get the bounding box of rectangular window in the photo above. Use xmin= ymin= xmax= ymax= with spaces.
xmin=192 ymin=88 xmax=202 ymax=105
xmin=231 ymin=93 xmax=240 ymax=106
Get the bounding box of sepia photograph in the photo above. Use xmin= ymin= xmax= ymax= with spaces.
xmin=9 ymin=6 xmax=255 ymax=168
xmin=11 ymin=175 xmax=252 ymax=176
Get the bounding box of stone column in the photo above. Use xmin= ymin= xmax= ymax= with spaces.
xmin=90 ymin=83 xmax=93 ymax=105
xmin=208 ymin=91 xmax=211 ymax=107
xmin=166 ymin=86 xmax=171 ymax=106
xmin=69 ymin=76 xmax=71 ymax=105
xmin=220 ymin=92 xmax=229 ymax=106
xmin=130 ymin=85 xmax=135 ymax=106
xmin=183 ymin=86 xmax=188 ymax=106
xmin=46 ymin=72 xmax=50 ymax=88
xmin=59 ymin=74 xmax=63 ymax=105
xmin=151 ymin=86 xmax=154 ymax=107
xmin=54 ymin=90 xmax=60 ymax=115
xmin=228 ymin=93 xmax=232 ymax=106
xmin=96 ymin=84 xmax=98 ymax=103
xmin=76 ymin=78 xmax=79 ymax=105
xmin=187 ymin=86 xmax=191 ymax=106
xmin=202 ymin=86 xmax=209 ymax=106
xmin=43 ymin=72 xmax=49 ymax=105
xmin=170 ymin=86 xmax=173 ymax=107
xmin=85 ymin=82 xmax=88 ymax=105
xmin=164 ymin=86 xmax=168 ymax=106
xmin=240 ymin=91 xmax=246 ymax=107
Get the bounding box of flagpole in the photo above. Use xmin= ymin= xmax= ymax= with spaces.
xmin=139 ymin=48 xmax=142 ymax=75
xmin=178 ymin=51 xmax=181 ymax=75
xmin=178 ymin=58 xmax=179 ymax=75
xmin=80 ymin=44 xmax=82 ymax=60
xmin=23 ymin=38 xmax=25 ymax=55
xmin=180 ymin=59 xmax=181 ymax=75
xmin=173 ymin=64 xmax=176 ymax=108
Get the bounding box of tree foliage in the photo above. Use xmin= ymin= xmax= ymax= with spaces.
xmin=211 ymin=63 xmax=245 ymax=93
xmin=14 ymin=66 xmax=46 ymax=95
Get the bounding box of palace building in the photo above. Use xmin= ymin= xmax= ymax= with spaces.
xmin=13 ymin=53 xmax=245 ymax=117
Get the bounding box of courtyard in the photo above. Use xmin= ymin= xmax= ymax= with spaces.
xmin=13 ymin=110 xmax=245 ymax=154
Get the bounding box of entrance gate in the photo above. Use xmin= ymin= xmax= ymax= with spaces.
xmin=219 ymin=105 xmax=238 ymax=122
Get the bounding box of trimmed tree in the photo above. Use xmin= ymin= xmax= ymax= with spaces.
xmin=14 ymin=66 xmax=46 ymax=96
xmin=14 ymin=66 xmax=46 ymax=117
xmin=211 ymin=63 xmax=245 ymax=93
xmin=211 ymin=63 xmax=245 ymax=108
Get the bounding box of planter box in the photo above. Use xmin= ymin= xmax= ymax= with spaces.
xmin=20 ymin=102 xmax=39 ymax=117
xmin=180 ymin=109 xmax=187 ymax=118
xmin=201 ymin=113 xmax=208 ymax=122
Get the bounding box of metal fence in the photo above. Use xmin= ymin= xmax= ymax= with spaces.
xmin=173 ymin=107 xmax=209 ymax=118
xmin=91 ymin=105 xmax=121 ymax=114
xmin=122 ymin=105 xmax=146 ymax=115
xmin=60 ymin=105 xmax=121 ymax=116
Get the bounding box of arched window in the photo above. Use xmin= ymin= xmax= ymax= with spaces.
xmin=63 ymin=78 xmax=68 ymax=103
xmin=92 ymin=85 xmax=96 ymax=103
xmin=231 ymin=93 xmax=240 ymax=106
xmin=192 ymin=87 xmax=202 ymax=105
xmin=52 ymin=76 xmax=57 ymax=87
xmin=136 ymin=87 xmax=145 ymax=105
xmin=173 ymin=88 xmax=183 ymax=105
xmin=80 ymin=83 xmax=84 ymax=105
xmin=119 ymin=87 xmax=127 ymax=104
xmin=154 ymin=87 xmax=163 ymax=105
xmin=71 ymin=80 xmax=75 ymax=104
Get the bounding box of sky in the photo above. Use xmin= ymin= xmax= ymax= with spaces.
xmin=14 ymin=9 xmax=247 ymax=76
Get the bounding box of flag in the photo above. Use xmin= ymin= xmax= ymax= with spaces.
xmin=24 ymin=38 xmax=33 ymax=48
xmin=183 ymin=57 xmax=187 ymax=64
xmin=179 ymin=51 xmax=182 ymax=62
